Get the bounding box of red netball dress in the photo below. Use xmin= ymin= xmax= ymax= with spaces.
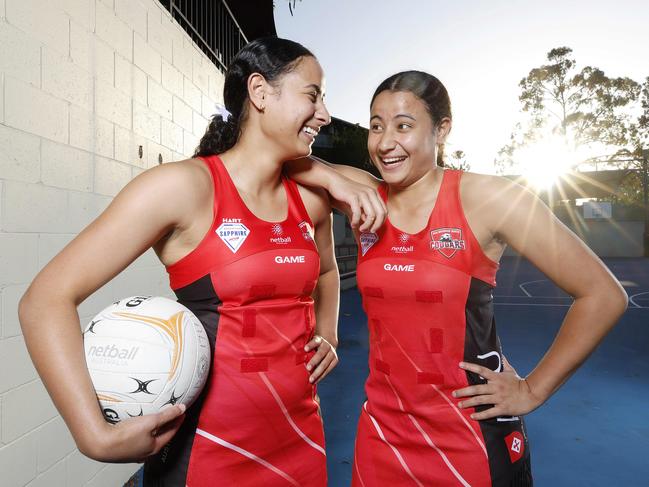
xmin=144 ymin=155 xmax=326 ymax=486
xmin=352 ymin=170 xmax=532 ymax=487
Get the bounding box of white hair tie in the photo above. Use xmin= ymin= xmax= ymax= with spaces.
xmin=214 ymin=104 xmax=232 ymax=122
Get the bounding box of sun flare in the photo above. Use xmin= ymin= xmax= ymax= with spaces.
xmin=516 ymin=138 xmax=579 ymax=190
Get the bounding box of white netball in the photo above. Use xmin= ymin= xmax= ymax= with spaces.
xmin=83 ymin=296 xmax=211 ymax=424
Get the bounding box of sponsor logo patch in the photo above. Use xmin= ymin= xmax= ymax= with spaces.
xmin=216 ymin=221 xmax=250 ymax=253
xmin=505 ymin=431 xmax=525 ymax=463
xmin=274 ymin=255 xmax=306 ymax=264
xmin=383 ymin=263 xmax=415 ymax=272
xmin=391 ymin=233 xmax=414 ymax=253
xmin=269 ymin=223 xmax=291 ymax=244
xmin=298 ymin=221 xmax=316 ymax=245
xmin=430 ymin=227 xmax=466 ymax=258
xmin=360 ymin=232 xmax=379 ymax=256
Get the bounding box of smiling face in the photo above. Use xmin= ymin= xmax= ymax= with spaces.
xmin=263 ymin=56 xmax=331 ymax=160
xmin=368 ymin=90 xmax=449 ymax=187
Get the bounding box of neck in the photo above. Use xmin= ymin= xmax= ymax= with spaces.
xmin=219 ymin=128 xmax=286 ymax=195
xmin=388 ymin=166 xmax=445 ymax=210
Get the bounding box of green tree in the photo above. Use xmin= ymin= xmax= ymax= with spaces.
xmin=273 ymin=0 xmax=303 ymax=16
xmin=496 ymin=47 xmax=641 ymax=176
xmin=445 ymin=150 xmax=471 ymax=171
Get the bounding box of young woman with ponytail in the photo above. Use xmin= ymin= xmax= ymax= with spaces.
xmin=18 ymin=37 xmax=385 ymax=486
xmin=289 ymin=70 xmax=627 ymax=486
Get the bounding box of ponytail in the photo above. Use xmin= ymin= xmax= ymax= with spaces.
xmin=194 ymin=37 xmax=314 ymax=157
xmin=194 ymin=113 xmax=240 ymax=157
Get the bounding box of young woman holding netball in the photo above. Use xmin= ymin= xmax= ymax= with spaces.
xmin=19 ymin=38 xmax=385 ymax=486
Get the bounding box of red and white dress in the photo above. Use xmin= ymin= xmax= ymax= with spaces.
xmin=144 ymin=155 xmax=327 ymax=486
xmin=352 ymin=170 xmax=532 ymax=486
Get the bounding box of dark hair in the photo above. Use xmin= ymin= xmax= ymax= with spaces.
xmin=194 ymin=37 xmax=314 ymax=157
xmin=370 ymin=71 xmax=451 ymax=167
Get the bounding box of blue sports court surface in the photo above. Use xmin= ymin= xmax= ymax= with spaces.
xmin=127 ymin=257 xmax=648 ymax=486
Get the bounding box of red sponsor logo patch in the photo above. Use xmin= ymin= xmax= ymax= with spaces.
xmin=298 ymin=221 xmax=316 ymax=246
xmin=505 ymin=431 xmax=524 ymax=463
xmin=430 ymin=228 xmax=466 ymax=258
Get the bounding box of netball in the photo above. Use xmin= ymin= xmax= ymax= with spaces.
xmin=83 ymin=296 xmax=210 ymax=424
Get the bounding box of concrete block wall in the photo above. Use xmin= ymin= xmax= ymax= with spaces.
xmin=0 ymin=0 xmax=224 ymax=485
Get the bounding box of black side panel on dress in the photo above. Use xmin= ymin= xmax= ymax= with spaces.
xmin=464 ymin=277 xmax=533 ymax=487
xmin=144 ymin=274 xmax=221 ymax=486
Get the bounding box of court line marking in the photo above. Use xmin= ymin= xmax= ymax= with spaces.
xmin=518 ymin=279 xmax=548 ymax=297
xmin=629 ymin=291 xmax=649 ymax=309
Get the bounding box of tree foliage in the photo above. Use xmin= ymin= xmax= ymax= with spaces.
xmin=496 ymin=47 xmax=643 ymax=175
xmin=273 ymin=0 xmax=303 ymax=16
xmin=445 ymin=150 xmax=471 ymax=171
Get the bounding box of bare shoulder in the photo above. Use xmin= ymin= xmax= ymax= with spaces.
xmin=460 ymin=172 xmax=531 ymax=212
xmin=295 ymin=183 xmax=331 ymax=226
xmin=123 ymin=158 xmax=211 ymax=214
xmin=138 ymin=157 xmax=210 ymax=193
xmin=460 ymin=171 xmax=550 ymax=240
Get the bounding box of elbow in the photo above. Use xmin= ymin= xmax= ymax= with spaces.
xmin=614 ymin=284 xmax=628 ymax=316
xmin=599 ymin=281 xmax=628 ymax=320
xmin=18 ymin=288 xmax=37 ymax=334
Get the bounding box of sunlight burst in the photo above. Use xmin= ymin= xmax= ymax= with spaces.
xmin=516 ymin=138 xmax=579 ymax=190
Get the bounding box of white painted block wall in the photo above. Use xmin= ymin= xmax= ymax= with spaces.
xmin=0 ymin=0 xmax=224 ymax=485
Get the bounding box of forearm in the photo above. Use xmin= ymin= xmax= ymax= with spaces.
xmin=286 ymin=157 xmax=341 ymax=192
xmin=19 ymin=291 xmax=109 ymax=456
xmin=312 ymin=267 xmax=340 ymax=347
xmin=525 ymin=289 xmax=627 ymax=401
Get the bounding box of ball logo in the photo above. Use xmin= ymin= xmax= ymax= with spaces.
xmin=103 ymin=408 xmax=120 ymax=424
xmin=271 ymin=223 xmax=283 ymax=236
xmin=87 ymin=344 xmax=139 ymax=361
xmin=430 ymin=227 xmax=465 ymax=258
xmin=383 ymin=263 xmax=415 ymax=272
xmin=165 ymin=391 xmax=182 ymax=405
xmin=126 ymin=296 xmax=150 ymax=307
xmin=129 ymin=377 xmax=156 ymax=395
xmin=127 ymin=407 xmax=144 ymax=418
xmin=274 ymin=255 xmax=306 ymax=264
xmin=86 ymin=319 xmax=101 ymax=334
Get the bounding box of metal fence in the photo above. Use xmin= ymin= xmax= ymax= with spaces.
xmin=158 ymin=0 xmax=248 ymax=72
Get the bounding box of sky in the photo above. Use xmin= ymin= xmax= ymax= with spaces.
xmin=274 ymin=0 xmax=649 ymax=174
